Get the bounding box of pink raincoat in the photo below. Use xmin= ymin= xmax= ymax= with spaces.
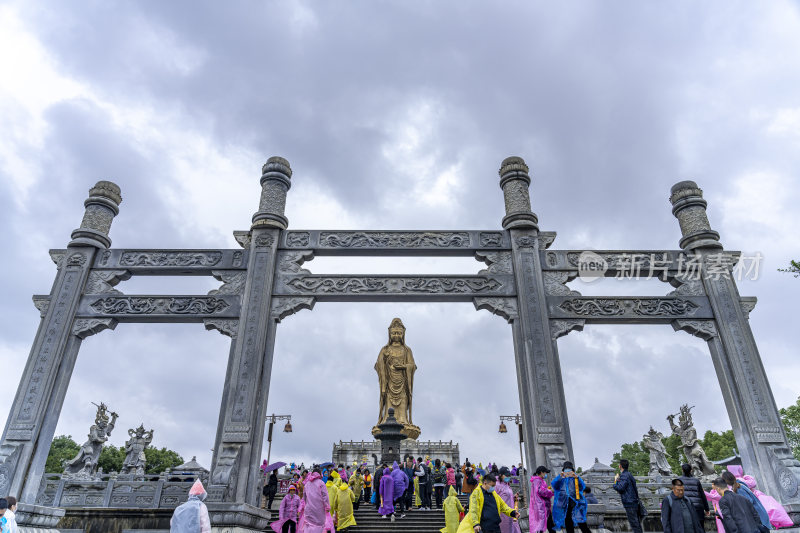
xmin=705 ymin=489 xmax=726 ymax=533
xmin=496 ymin=479 xmax=522 ymax=533
xmin=727 ymin=466 xmax=793 ymax=529
xmin=299 ymin=472 xmax=331 ymax=533
xmin=529 ymin=475 xmax=554 ymax=533
xmin=271 ymin=491 xmax=301 ymax=533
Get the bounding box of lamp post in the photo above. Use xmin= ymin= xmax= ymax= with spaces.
xmin=265 ymin=414 xmax=293 ymax=466
xmin=499 ymin=414 xmax=527 ymax=506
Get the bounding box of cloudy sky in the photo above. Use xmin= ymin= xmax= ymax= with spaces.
xmin=1 ymin=1 xmax=799 ymax=474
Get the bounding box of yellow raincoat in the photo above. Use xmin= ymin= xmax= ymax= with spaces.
xmin=441 ymin=486 xmax=464 ymax=533
xmin=334 ymin=483 xmax=357 ymax=529
xmin=326 ymin=478 xmax=338 ymax=516
xmin=456 ymin=486 xmax=515 ymax=533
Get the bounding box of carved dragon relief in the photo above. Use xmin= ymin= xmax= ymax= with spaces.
xmin=671 ymin=320 xmax=718 ymax=341
xmin=72 ymin=318 xmax=118 ymax=339
xmin=209 ymin=271 xmax=247 ymax=296
xmin=84 ymin=270 xmax=131 ymax=295
xmin=270 ymin=297 xmax=316 ymax=323
xmin=475 ymin=251 xmax=512 ymax=275
xmin=277 ymin=251 xmax=314 ymax=275
xmin=550 ymin=320 xmax=585 ymax=340
xmin=473 ymin=297 xmax=518 ymax=323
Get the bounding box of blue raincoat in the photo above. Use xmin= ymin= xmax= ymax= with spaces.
xmin=551 ymin=473 xmax=587 ymax=529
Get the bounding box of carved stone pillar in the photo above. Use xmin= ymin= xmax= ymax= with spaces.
xmin=0 ymin=182 xmax=122 ymax=503
xmin=209 ymin=158 xmax=290 ymax=507
xmin=671 ymin=182 xmax=800 ymax=520
xmin=500 ymin=157 xmax=574 ymax=472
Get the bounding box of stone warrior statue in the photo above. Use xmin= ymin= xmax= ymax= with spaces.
xmin=63 ymin=402 xmax=118 ymax=479
xmin=121 ymin=424 xmax=154 ymax=477
xmin=667 ymin=404 xmax=716 ymax=477
xmin=643 ymin=426 xmax=673 ymax=477
xmin=372 ymin=318 xmax=420 ymax=440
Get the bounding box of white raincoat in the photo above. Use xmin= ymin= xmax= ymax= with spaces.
xmin=170 ymin=479 xmax=211 ymax=533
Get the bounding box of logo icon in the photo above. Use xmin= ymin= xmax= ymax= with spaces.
xmin=577 ymin=251 xmax=607 ymax=283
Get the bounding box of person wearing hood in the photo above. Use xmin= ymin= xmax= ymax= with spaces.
xmin=441 ymin=486 xmax=465 ymax=533
xmin=457 ymin=473 xmax=518 ymax=533
xmin=721 ymin=469 xmax=771 ymax=531
xmin=529 ymin=466 xmax=554 ymax=533
xmin=272 ymin=485 xmax=301 ymax=533
xmin=379 ymin=466 xmax=396 ymax=521
xmin=496 ymin=467 xmax=522 ymax=533
xmin=170 ymin=479 xmax=211 ymax=533
xmin=390 ymin=461 xmax=410 ymax=518
xmin=335 ymin=479 xmax=358 ymax=531
xmin=551 ymin=461 xmax=590 ymax=533
xmin=348 ymin=468 xmax=364 ymax=510
xmin=301 ymin=469 xmax=331 ymax=533
xmin=326 ymin=471 xmax=341 ymax=515
xmin=733 ymin=469 xmax=793 ymax=528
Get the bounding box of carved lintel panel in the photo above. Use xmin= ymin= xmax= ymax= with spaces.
xmin=32 ymin=296 xmax=50 ymax=318
xmin=543 ymin=272 xmax=580 ymax=297
xmin=208 ymin=271 xmax=246 ymax=296
xmin=285 ymin=232 xmax=311 ymax=247
xmin=284 ymin=276 xmax=507 ymax=295
xmin=277 ymin=251 xmax=314 ymax=275
xmin=475 ymin=251 xmax=513 ymax=275
xmin=119 ymin=251 xmax=223 ymax=267
xmin=204 ymin=319 xmax=239 ymax=339
xmin=479 ymin=232 xmax=504 ymax=248
xmin=317 ymin=231 xmax=470 ymax=249
xmin=554 ymin=297 xmax=705 ymax=320
xmin=537 ymin=425 xmax=565 ymax=444
xmin=88 ymin=296 xmax=232 ymax=315
xmin=84 ymin=270 xmax=130 ymax=294
xmin=270 ymin=297 xmax=316 ymax=322
xmin=753 ymin=426 xmax=785 ymax=444
xmin=72 ymin=318 xmax=118 ymax=339
xmin=671 ymin=319 xmax=718 ymax=340
xmin=233 ymin=231 xmax=251 ymax=249
xmin=740 ymin=298 xmax=757 ymax=319
xmin=473 ymin=297 xmax=518 ymax=323
xmin=550 ymin=319 xmax=585 ymax=340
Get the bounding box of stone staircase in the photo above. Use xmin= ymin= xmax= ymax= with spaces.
xmin=271 ymin=495 xmax=472 ymax=533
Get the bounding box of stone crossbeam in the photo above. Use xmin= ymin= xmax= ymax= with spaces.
xmin=85 ymin=249 xmax=249 ymax=273
xmin=546 ymin=296 xmax=712 ymax=323
xmin=541 ymin=249 xmax=741 ymax=276
xmin=76 ymin=294 xmax=241 ymax=321
xmin=274 ymin=274 xmax=514 ymax=301
xmin=278 ymin=230 xmax=512 ymax=255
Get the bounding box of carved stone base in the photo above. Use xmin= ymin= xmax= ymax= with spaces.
xmin=372 ymin=423 xmax=421 ymax=441
xmin=207 ymin=502 xmax=272 ymax=531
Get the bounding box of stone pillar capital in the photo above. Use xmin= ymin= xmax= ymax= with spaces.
xmin=669 ymin=180 xmax=722 ymax=251
xmin=252 ymin=156 xmax=292 ymax=230
xmin=499 ymin=156 xmax=538 ymax=230
xmin=69 ymin=180 xmax=122 ymax=248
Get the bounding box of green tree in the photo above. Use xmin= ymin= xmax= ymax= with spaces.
xmin=610 ymin=441 xmax=650 ymax=476
xmin=144 ymin=447 xmax=184 ymax=474
xmin=701 ymin=430 xmax=737 ymax=462
xmin=45 ymin=435 xmax=80 ymax=473
xmin=98 ymin=445 xmax=125 ymax=473
xmin=778 ymin=260 xmax=800 ymax=277
xmin=780 ymin=395 xmax=800 ymax=461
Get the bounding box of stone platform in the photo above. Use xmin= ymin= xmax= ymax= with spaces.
xmin=332 ymin=439 xmax=460 ymax=466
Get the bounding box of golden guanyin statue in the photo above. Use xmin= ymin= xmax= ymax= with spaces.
xmin=372 ymin=318 xmax=420 ymax=440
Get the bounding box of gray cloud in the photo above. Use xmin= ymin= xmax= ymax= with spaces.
xmin=1 ymin=0 xmax=799 ymax=472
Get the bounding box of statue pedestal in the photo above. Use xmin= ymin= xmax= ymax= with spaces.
xmin=332 ymin=439 xmax=460 ymax=466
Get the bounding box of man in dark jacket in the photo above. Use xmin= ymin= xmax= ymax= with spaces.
xmin=662 ymin=479 xmax=704 ymax=533
xmin=679 ymin=463 xmax=709 ymax=526
xmin=417 ymin=457 xmax=433 ymax=510
xmin=264 ymin=471 xmax=279 ymax=509
xmin=613 ymin=459 xmax=643 ymax=533
xmin=713 ymin=477 xmax=764 ymax=533
xmin=402 ymin=457 xmax=416 ymax=514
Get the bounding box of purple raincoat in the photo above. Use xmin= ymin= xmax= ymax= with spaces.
xmin=390 ymin=462 xmax=409 ymax=500
xmin=496 ymin=480 xmax=522 ymax=533
xmin=271 ymin=492 xmax=301 ymax=533
xmin=379 ymin=468 xmax=395 ymax=515
xmin=529 ymin=475 xmax=554 ymax=533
